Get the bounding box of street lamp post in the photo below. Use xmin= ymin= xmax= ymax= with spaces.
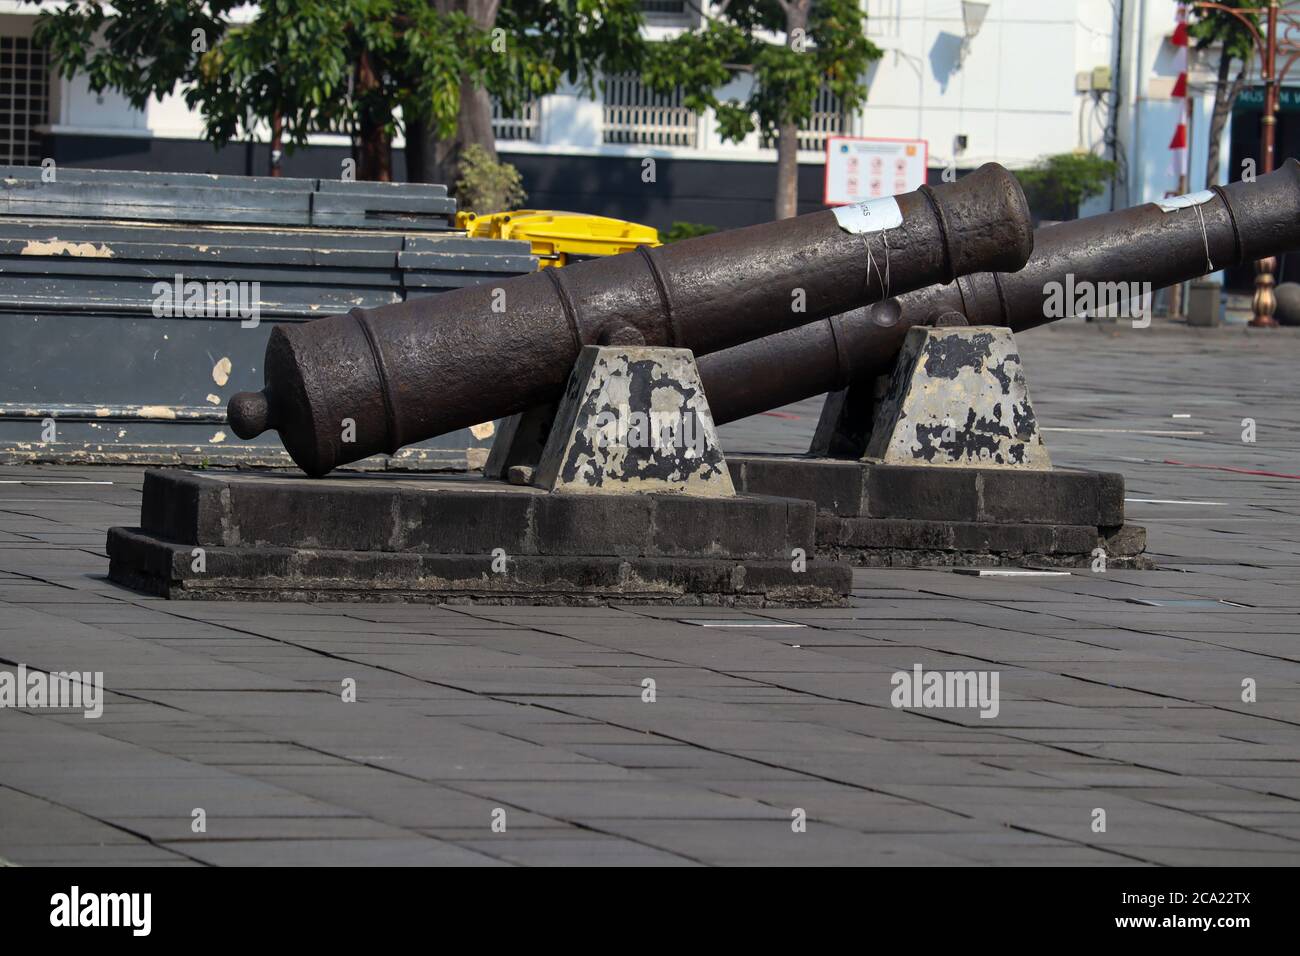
xmin=1194 ymin=1 xmax=1300 ymax=326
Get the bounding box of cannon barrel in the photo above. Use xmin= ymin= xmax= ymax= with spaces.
xmin=700 ymin=159 xmax=1300 ymax=425
xmin=228 ymin=163 xmax=1032 ymax=476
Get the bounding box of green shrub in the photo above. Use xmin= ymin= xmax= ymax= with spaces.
xmin=1015 ymin=152 xmax=1117 ymax=219
xmin=455 ymin=144 xmax=527 ymax=214
xmin=661 ymin=221 xmax=719 ymax=244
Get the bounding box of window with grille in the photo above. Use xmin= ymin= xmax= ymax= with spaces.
xmin=492 ymin=99 xmax=540 ymax=142
xmin=602 ymin=74 xmax=698 ymax=148
xmin=640 ymin=0 xmax=694 ymax=27
xmin=865 ymin=0 xmax=903 ymax=37
xmin=798 ymin=85 xmax=847 ymax=152
xmin=762 ymin=85 xmax=847 ymax=152
xmin=0 ymin=35 xmax=50 ymax=166
xmin=641 ymin=0 xmax=687 ymax=14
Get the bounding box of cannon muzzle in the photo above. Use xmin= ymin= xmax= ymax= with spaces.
xmin=700 ymin=159 xmax=1300 ymax=425
xmin=230 ymin=163 xmax=1032 ymax=476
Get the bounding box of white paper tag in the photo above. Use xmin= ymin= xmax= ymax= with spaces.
xmin=832 ymin=196 xmax=904 ymax=234
xmin=1156 ymin=190 xmax=1215 ymax=213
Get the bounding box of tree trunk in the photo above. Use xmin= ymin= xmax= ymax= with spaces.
xmin=358 ymin=118 xmax=393 ymax=182
xmin=775 ymin=117 xmax=800 ymax=219
xmin=405 ymin=116 xmax=428 ymax=183
xmin=426 ymin=0 xmax=500 ymax=192
xmin=433 ymin=78 xmax=498 ymax=190
xmin=1205 ymin=52 xmax=1231 ymax=186
xmin=774 ymin=0 xmax=812 ymax=220
xmin=269 ymin=110 xmax=283 ymax=177
xmin=355 ymin=50 xmax=392 ymax=182
xmin=1206 ymin=52 xmax=1250 ymax=186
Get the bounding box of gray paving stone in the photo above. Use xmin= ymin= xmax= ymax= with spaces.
xmin=158 ymin=837 xmax=505 ymax=866
xmin=2 ymin=323 xmax=1299 ymax=864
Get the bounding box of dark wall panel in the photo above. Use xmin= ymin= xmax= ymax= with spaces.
xmin=43 ymin=133 xmax=856 ymax=232
xmin=507 ymin=153 xmax=834 ymax=231
xmin=43 ymin=132 xmax=977 ymax=236
xmin=43 ymin=133 xmax=402 ymax=181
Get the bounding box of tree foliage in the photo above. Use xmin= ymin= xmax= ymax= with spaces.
xmin=644 ymin=0 xmax=879 ymax=144
xmin=643 ymin=0 xmax=879 ymax=218
xmin=1188 ymin=0 xmax=1258 ymax=61
xmin=30 ymin=0 xmax=645 ymax=177
xmin=1016 ymin=152 xmax=1117 ymax=218
xmin=1189 ymin=0 xmax=1259 ymax=186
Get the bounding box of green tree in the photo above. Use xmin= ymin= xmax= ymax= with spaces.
xmin=1016 ymin=152 xmax=1117 ymax=220
xmin=1189 ymin=1 xmax=1259 ymax=186
xmin=645 ymin=0 xmax=881 ymax=219
xmin=31 ymin=0 xmax=645 ymax=185
xmin=413 ymin=0 xmax=645 ymax=186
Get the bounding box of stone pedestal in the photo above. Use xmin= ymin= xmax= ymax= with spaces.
xmin=735 ymin=325 xmax=1147 ymax=568
xmin=107 ymin=345 xmax=850 ymax=606
xmin=107 ymin=470 xmax=850 ymax=605
xmin=727 ymin=456 xmax=1147 ymax=569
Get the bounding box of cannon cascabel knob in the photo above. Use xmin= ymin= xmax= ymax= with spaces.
xmin=228 ymin=390 xmax=272 ymax=439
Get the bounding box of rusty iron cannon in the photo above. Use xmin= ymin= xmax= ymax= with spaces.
xmin=697 ymin=159 xmax=1300 ymax=433
xmin=698 ymin=164 xmax=1300 ymax=571
xmin=228 ymin=163 xmax=1033 ymax=476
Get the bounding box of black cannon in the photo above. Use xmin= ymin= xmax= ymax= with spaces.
xmin=228 ymin=163 xmax=1033 ymax=476
xmin=698 ymin=159 xmax=1300 ymax=434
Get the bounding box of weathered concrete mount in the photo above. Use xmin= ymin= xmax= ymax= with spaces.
xmin=106 ymin=470 xmax=850 ymax=606
xmin=728 ymin=455 xmax=1149 ymax=569
xmin=534 ymin=346 xmax=734 ymax=496
xmin=867 ymin=325 xmax=1051 ymax=469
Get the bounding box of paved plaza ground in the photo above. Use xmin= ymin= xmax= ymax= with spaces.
xmin=1 ymin=320 xmax=1298 ymax=866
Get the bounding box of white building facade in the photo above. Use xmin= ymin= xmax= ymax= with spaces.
xmin=0 ymin=1 xmax=1263 ymax=229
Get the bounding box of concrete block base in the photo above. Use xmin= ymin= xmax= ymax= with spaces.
xmin=534 ymin=346 xmax=734 ymax=496
xmin=728 ymin=455 xmax=1150 ymax=569
xmin=866 ymin=326 xmax=1052 ymax=469
xmin=106 ymin=469 xmax=850 ymax=606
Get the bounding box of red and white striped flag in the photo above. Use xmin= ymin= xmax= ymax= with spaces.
xmin=1170 ymin=2 xmax=1190 ymax=177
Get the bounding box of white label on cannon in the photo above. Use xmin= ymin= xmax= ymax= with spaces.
xmin=833 ymin=196 xmax=903 ymax=234
xmin=1156 ymin=189 xmax=1216 ymax=212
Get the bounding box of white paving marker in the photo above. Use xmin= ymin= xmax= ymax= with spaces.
xmin=0 ymin=480 xmax=115 ymax=485
xmin=685 ymin=620 xmax=808 ymax=628
xmin=953 ymin=568 xmax=1073 ymax=578
xmin=1041 ymin=427 xmax=1204 ymax=436
xmin=1128 ymin=598 xmax=1248 ymax=609
xmin=1125 ymin=497 xmax=1227 ymax=506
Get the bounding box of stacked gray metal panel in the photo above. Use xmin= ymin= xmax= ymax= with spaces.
xmin=0 ymin=166 xmax=458 ymax=230
xmin=0 ymin=167 xmax=535 ymax=468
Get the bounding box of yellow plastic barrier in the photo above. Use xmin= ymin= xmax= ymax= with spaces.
xmin=457 ymin=209 xmax=660 ymax=268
